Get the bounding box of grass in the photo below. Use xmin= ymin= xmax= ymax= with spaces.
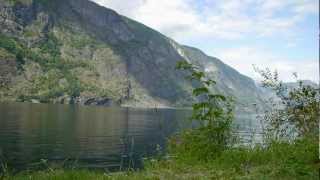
xmin=2 ymin=137 xmax=318 ymax=180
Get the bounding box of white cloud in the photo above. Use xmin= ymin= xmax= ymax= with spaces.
xmin=214 ymin=47 xmax=319 ymax=83
xmin=293 ymin=0 xmax=319 ymax=14
xmin=91 ymin=0 xmax=318 ymax=41
xmin=92 ymin=0 xmax=144 ymax=17
xmin=133 ymin=0 xmax=198 ymax=38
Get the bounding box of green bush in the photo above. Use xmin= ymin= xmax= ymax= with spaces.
xmin=213 ymin=137 xmax=318 ymax=178
xmin=173 ymin=61 xmax=235 ymax=161
xmin=40 ymin=32 xmax=61 ymax=57
xmin=255 ymin=67 xmax=319 ymax=139
xmin=0 ymin=34 xmax=25 ymax=70
xmin=65 ymin=75 xmax=82 ymax=98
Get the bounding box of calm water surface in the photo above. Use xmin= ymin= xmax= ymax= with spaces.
xmin=0 ymin=102 xmax=192 ymax=170
xmin=0 ymin=102 xmax=260 ymax=171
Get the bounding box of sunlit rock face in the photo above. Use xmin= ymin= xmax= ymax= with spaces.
xmin=0 ymin=0 xmax=265 ymax=108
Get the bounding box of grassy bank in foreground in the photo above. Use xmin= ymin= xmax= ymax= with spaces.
xmin=3 ymin=138 xmax=318 ymax=180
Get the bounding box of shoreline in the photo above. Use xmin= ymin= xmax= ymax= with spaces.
xmin=0 ymin=100 xmax=193 ymax=110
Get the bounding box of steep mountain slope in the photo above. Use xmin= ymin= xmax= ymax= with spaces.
xmin=0 ymin=0 xmax=265 ymax=107
xmin=178 ymin=45 xmax=264 ymax=105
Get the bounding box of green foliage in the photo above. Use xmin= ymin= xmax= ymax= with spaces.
xmin=17 ymin=69 xmax=63 ymax=103
xmin=0 ymin=33 xmax=90 ymax=102
xmin=65 ymin=74 xmax=82 ymax=98
xmin=0 ymin=29 xmax=62 ymax=70
xmin=17 ymin=69 xmax=86 ymax=103
xmin=0 ymin=34 xmax=25 ymax=70
xmin=69 ymin=34 xmax=98 ymax=49
xmin=0 ymin=48 xmax=15 ymax=60
xmin=174 ymin=60 xmax=235 ymax=160
xmin=255 ymin=67 xmax=319 ymax=139
xmin=212 ymin=137 xmax=318 ymax=179
xmin=167 ymin=136 xmax=317 ymax=179
xmin=0 ymin=33 xmax=61 ymax=71
xmin=40 ymin=32 xmax=61 ymax=58
xmin=0 ymin=34 xmax=19 ymax=54
xmin=4 ymin=0 xmax=33 ymax=6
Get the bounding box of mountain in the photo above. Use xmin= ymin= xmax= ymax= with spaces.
xmin=284 ymin=80 xmax=318 ymax=90
xmin=256 ymin=80 xmax=319 ymax=102
xmin=0 ymin=0 xmax=265 ymax=108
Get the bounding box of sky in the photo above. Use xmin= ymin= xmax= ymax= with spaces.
xmin=91 ymin=0 xmax=319 ymax=83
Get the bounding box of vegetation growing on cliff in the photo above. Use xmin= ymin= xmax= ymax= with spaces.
xmin=5 ymin=0 xmax=49 ymax=6
xmin=0 ymin=32 xmax=87 ymax=102
xmin=0 ymin=34 xmax=25 ymax=70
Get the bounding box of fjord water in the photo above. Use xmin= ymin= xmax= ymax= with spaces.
xmin=0 ymin=102 xmax=260 ymax=171
xmin=0 ymin=102 xmax=191 ymax=170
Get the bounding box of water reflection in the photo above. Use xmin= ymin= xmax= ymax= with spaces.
xmin=0 ymin=103 xmax=262 ymax=171
xmin=0 ymin=103 xmax=190 ymax=170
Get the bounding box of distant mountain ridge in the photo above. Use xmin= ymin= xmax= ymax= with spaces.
xmin=0 ymin=0 xmax=265 ymax=108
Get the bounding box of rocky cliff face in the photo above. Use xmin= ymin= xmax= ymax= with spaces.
xmin=179 ymin=46 xmax=264 ymax=105
xmin=0 ymin=0 xmax=265 ymax=108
